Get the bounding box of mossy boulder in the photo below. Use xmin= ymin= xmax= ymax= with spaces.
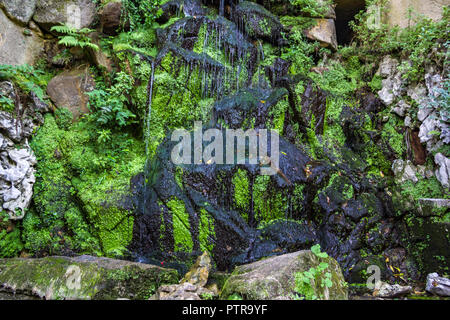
xmin=0 ymin=255 xmax=179 ymax=300
xmin=220 ymin=250 xmax=348 ymax=300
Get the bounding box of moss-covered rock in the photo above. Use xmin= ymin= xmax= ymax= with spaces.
xmin=220 ymin=250 xmax=348 ymax=300
xmin=28 ymin=113 xmax=145 ymax=257
xmin=0 ymin=255 xmax=179 ymax=300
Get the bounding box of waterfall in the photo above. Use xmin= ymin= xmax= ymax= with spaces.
xmin=142 ymin=60 xmax=155 ymax=217
xmin=219 ymin=0 xmax=224 ymax=16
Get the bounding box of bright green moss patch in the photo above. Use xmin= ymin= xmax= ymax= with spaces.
xmin=167 ymin=198 xmax=193 ymax=252
xmin=0 ymin=256 xmax=179 ymax=300
xmin=199 ymin=208 xmax=215 ymax=252
xmin=253 ymin=176 xmax=288 ymax=222
xmin=381 ymin=116 xmax=406 ymax=157
xmin=28 ymin=114 xmax=145 ymax=257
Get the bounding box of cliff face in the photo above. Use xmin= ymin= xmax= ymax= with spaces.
xmin=384 ymin=0 xmax=450 ymax=28
xmin=0 ymin=0 xmax=448 ymax=297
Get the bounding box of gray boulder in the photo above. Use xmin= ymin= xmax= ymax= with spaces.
xmin=434 ymin=153 xmax=450 ymax=189
xmin=392 ymin=100 xmax=410 ymax=117
xmin=0 ymin=145 xmax=36 ymax=220
xmin=0 ymin=255 xmax=179 ymax=300
xmin=0 ymin=0 xmax=37 ymax=25
xmin=392 ymin=160 xmax=420 ymax=184
xmin=220 ymin=250 xmax=348 ymax=300
xmin=377 ymin=56 xmax=404 ymax=106
xmin=151 ymin=282 xmax=217 ymax=300
xmin=426 ymin=273 xmax=450 ymax=297
xmin=418 ymin=198 xmax=450 ymax=216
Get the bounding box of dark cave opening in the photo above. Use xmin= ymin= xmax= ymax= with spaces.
xmin=334 ymin=0 xmax=366 ymax=45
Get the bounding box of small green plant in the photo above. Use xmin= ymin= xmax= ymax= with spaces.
xmin=200 ymin=292 xmax=215 ymax=300
xmin=54 ymin=107 xmax=73 ymax=130
xmin=228 ymin=293 xmax=243 ymax=300
xmin=87 ymin=71 xmax=136 ymax=128
xmin=50 ymin=25 xmax=99 ymax=51
xmin=0 ymin=95 xmax=14 ymax=112
xmin=294 ymin=244 xmax=332 ymax=300
xmin=121 ymin=0 xmax=163 ymax=31
xmin=289 ymin=0 xmax=333 ymax=17
xmin=0 ymin=64 xmax=47 ymax=100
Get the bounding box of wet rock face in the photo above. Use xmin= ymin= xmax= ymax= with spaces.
xmin=130 ymin=85 xmax=398 ymax=281
xmin=213 ymin=88 xmax=288 ymax=129
xmin=232 ymin=1 xmax=285 ymax=45
xmin=128 ymin=0 xmax=445 ymax=284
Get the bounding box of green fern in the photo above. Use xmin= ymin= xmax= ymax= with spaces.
xmin=50 ymin=25 xmax=99 ymax=51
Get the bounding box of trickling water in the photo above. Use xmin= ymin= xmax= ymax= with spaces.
xmin=145 ymin=60 xmax=156 ymax=157
xmin=143 ymin=60 xmax=155 ymax=216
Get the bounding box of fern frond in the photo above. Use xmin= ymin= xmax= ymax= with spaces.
xmin=50 ymin=25 xmax=77 ymax=35
xmin=58 ymin=36 xmax=79 ymax=47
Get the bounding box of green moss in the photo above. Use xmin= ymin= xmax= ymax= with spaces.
xmin=369 ymin=74 xmax=383 ymax=92
xmin=28 ymin=113 xmax=145 ymax=257
xmin=54 ymin=107 xmax=74 ymax=130
xmin=199 ymin=208 xmax=215 ymax=252
xmin=253 ymin=176 xmax=288 ymax=222
xmin=323 ymin=97 xmax=347 ymax=147
xmin=0 ymin=216 xmax=23 ymax=258
xmin=167 ymin=198 xmax=193 ymax=252
xmin=267 ymin=98 xmax=288 ymax=134
xmin=0 ymin=256 xmax=179 ymax=300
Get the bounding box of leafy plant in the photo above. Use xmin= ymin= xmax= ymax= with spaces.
xmin=289 ymin=0 xmax=333 ymax=18
xmin=50 ymin=25 xmax=99 ymax=51
xmin=0 ymin=96 xmax=14 ymax=112
xmin=227 ymin=293 xmax=243 ymax=300
xmin=87 ymin=71 xmax=136 ymax=128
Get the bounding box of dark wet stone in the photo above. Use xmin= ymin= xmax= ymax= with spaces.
xmin=232 ymin=1 xmax=286 ymax=45
xmin=300 ymin=81 xmax=328 ymax=134
xmin=213 ymin=87 xmax=288 ymax=129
